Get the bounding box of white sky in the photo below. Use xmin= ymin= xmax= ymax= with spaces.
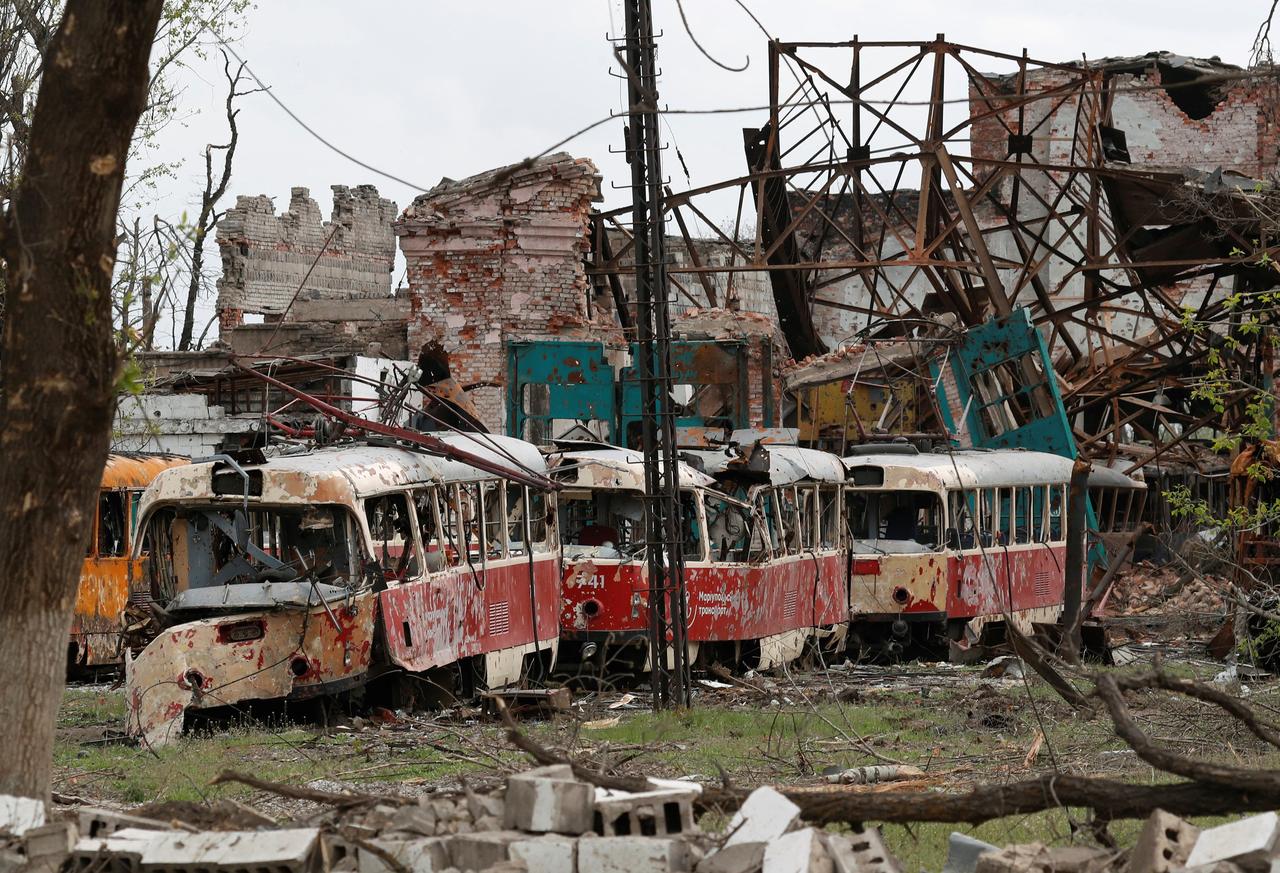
xmin=141 ymin=0 xmax=1266 ymax=346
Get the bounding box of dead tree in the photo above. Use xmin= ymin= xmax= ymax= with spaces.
xmin=176 ymin=49 xmax=260 ymax=351
xmin=0 ymin=0 xmax=163 ymax=800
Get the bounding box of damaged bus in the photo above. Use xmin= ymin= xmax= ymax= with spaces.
xmin=842 ymin=445 xmax=1076 ymax=659
xmin=553 ymin=441 xmax=848 ymax=678
xmin=70 ymin=453 xmax=189 ymax=676
xmin=124 ymin=433 xmax=559 ymax=747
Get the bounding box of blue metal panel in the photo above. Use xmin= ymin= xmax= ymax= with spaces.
xmin=506 ymin=341 xmax=616 ymax=441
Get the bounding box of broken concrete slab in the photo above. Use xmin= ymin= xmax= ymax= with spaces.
xmin=724 ymin=788 xmax=799 ymax=847
xmin=1186 ymin=813 xmax=1280 ymax=873
xmin=510 ymin=834 xmax=578 ymax=873
xmin=1129 ymin=810 xmax=1200 ymax=873
xmin=579 ymin=836 xmax=691 ymax=873
xmin=941 ymin=833 xmax=999 ymax=873
xmin=696 ymin=842 xmax=765 ymax=873
xmin=139 ymin=828 xmax=320 ymax=871
xmin=357 ymin=837 xmax=451 ymax=873
xmin=763 ymin=829 xmax=831 ymax=873
xmin=0 ymin=796 xmax=45 ymax=837
xmin=975 ymin=843 xmax=1110 ymax=873
xmin=505 ymin=766 xmax=594 ymax=835
xmin=830 ymin=828 xmax=901 ymax=873
xmin=77 ymin=809 xmax=171 ymax=840
xmin=448 ymin=830 xmax=525 ymax=871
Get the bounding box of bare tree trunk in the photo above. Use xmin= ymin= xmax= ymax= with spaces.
xmin=178 ymin=52 xmax=251 ymax=351
xmin=0 ymin=0 xmax=163 ymax=800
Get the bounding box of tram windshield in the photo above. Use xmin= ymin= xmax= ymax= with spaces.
xmin=141 ymin=504 xmax=361 ymax=606
xmin=559 ymin=490 xmax=646 ymax=559
xmin=846 ymin=490 xmax=943 ymax=553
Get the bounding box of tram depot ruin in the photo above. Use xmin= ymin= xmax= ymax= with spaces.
xmin=22 ymin=18 xmax=1280 ymax=873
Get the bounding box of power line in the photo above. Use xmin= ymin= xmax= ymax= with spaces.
xmin=194 ymin=21 xmax=431 ymax=193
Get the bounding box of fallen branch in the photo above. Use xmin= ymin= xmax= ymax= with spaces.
xmin=211 ymin=770 xmax=414 ymax=808
xmin=699 ymin=773 xmax=1280 ymax=825
xmin=499 ymin=704 xmax=650 ymax=793
xmin=1006 ymin=624 xmax=1095 ymax=714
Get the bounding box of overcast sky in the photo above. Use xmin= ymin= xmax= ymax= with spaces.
xmin=142 ymin=0 xmax=1266 ymax=345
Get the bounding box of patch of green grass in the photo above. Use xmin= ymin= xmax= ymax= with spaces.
xmin=59 ymin=687 xmax=126 ymax=729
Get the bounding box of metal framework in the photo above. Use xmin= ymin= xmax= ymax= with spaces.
xmin=588 ymin=38 xmax=1280 ymax=477
xmin=620 ymin=0 xmax=692 ymax=708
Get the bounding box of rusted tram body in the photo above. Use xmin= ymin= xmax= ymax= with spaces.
xmin=843 ymin=447 xmax=1077 ymax=658
xmin=124 ymin=434 xmax=558 ymax=746
xmin=554 ymin=443 xmax=848 ymax=676
xmin=70 ymin=453 xmax=189 ymax=674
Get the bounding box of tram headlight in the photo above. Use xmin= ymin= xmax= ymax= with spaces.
xmin=581 ymin=642 xmax=599 ymax=659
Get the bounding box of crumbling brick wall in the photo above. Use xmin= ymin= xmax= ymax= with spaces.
xmin=216 ymin=185 xmax=398 ymax=330
xmin=397 ymin=153 xmax=620 ymax=431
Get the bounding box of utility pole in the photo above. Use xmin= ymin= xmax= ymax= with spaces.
xmin=621 ymin=0 xmax=692 ymax=708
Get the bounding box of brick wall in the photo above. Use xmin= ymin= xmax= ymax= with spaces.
xmin=397 ymin=153 xmax=621 ymax=431
xmin=216 ymin=185 xmax=398 ymax=327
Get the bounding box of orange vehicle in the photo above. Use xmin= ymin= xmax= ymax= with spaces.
xmin=70 ymin=452 xmax=188 ymax=675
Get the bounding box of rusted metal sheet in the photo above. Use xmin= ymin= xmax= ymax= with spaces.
xmin=125 ymin=591 xmax=377 ymax=748
xmin=552 ymin=447 xmax=715 ymax=491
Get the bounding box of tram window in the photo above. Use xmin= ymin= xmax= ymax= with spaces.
xmin=560 ymin=489 xmax=641 ymax=558
xmin=847 ymin=490 xmax=942 ymax=552
xmin=456 ymin=484 xmax=482 ymax=559
xmin=818 ymin=488 xmax=840 ymax=549
xmin=797 ymin=486 xmax=818 ymax=550
xmin=98 ymin=492 xmax=127 ymax=557
xmin=975 ymin=489 xmax=994 ymax=544
xmin=366 ymin=493 xmax=421 ymax=580
xmin=414 ymin=487 xmax=456 ymax=571
xmin=528 ymin=489 xmax=550 ymax=551
xmin=506 ymin=483 xmax=528 ymax=556
xmin=749 ymin=492 xmax=776 ymax=562
xmin=481 ymin=482 xmax=506 ymax=560
xmin=1032 ymin=486 xmax=1047 ymax=543
xmin=706 ymin=495 xmax=749 ymax=561
xmin=997 ymin=488 xmax=1014 ymax=545
xmin=681 ymin=491 xmax=705 ymax=560
xmin=1048 ymin=485 xmax=1064 ymax=541
xmin=947 ymin=490 xmax=976 ymax=549
xmin=1014 ymin=487 xmax=1031 ymax=544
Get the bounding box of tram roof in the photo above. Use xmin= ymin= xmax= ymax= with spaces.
xmin=842 ymin=449 xmax=1079 ymax=490
xmin=140 ymin=434 xmax=548 ymax=510
xmin=551 ymin=446 xmax=717 ymax=491
xmin=103 ymin=453 xmax=189 ymax=489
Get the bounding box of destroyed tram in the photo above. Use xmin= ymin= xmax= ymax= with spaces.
xmin=124 ymin=432 xmax=559 ymax=746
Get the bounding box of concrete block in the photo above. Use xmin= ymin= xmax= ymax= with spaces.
xmin=1130 ymin=810 xmax=1200 ymax=873
xmin=763 ymin=829 xmax=831 ymax=873
xmin=832 ymin=829 xmax=900 ymax=873
xmin=448 ymin=831 xmax=524 ymax=871
xmin=579 ymin=837 xmax=690 ymax=873
xmin=510 ymin=834 xmax=577 ymax=873
xmin=505 ymin=767 xmax=593 ymax=835
xmin=697 ymin=842 xmax=764 ymax=873
xmin=724 ymin=787 xmax=799 ymax=847
xmin=24 ymin=821 xmax=76 ymax=873
xmin=1187 ymin=813 xmax=1280 ymax=872
xmin=941 ymin=833 xmax=999 ymax=873
xmin=78 ymin=809 xmax=170 ymax=839
xmin=593 ymin=787 xmax=698 ymax=837
xmin=0 ymin=795 xmax=45 ymax=837
xmin=358 ymin=837 xmax=450 ymax=873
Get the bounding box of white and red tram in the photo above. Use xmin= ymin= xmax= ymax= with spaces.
xmin=842 ymin=445 xmax=1077 ymax=659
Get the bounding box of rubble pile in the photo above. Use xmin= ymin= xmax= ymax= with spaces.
xmin=1105 ymin=564 xmax=1227 ymax=617
xmin=6 ymin=767 xmax=1280 ymax=873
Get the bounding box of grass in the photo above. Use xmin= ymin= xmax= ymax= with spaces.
xmin=51 ymin=660 xmax=1280 ymax=867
